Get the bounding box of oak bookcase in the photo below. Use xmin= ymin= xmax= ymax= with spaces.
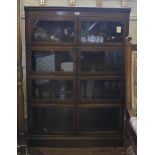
xmin=25 ymin=6 xmax=131 ymax=147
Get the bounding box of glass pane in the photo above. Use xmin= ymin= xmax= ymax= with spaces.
xmin=32 ymin=80 xmax=73 ymax=100
xmin=80 ymin=80 xmax=122 ymax=99
xmin=104 ymin=50 xmax=122 ymax=71
xmin=81 ymin=51 xmax=104 ymax=72
xmin=80 ymin=50 xmax=122 ymax=72
xmin=32 ymin=50 xmax=75 ymax=72
xmin=81 ymin=21 xmax=123 ymax=43
xmin=79 ymin=108 xmax=121 ymax=131
xmin=32 ymin=107 xmax=73 ymax=132
xmin=33 ymin=20 xmax=74 ymax=42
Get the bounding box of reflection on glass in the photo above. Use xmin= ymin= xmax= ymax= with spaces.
xmin=81 ymin=21 xmax=123 ymax=43
xmin=80 ymin=80 xmax=122 ymax=99
xmin=79 ymin=108 xmax=120 ymax=131
xmin=32 ymin=80 xmax=73 ymax=99
xmin=32 ymin=107 xmax=73 ymax=132
xmin=104 ymin=50 xmax=122 ymax=71
xmin=33 ymin=20 xmax=74 ymax=42
xmin=32 ymin=50 xmax=74 ymax=72
xmin=81 ymin=50 xmax=122 ymax=72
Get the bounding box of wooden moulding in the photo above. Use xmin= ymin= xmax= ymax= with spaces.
xmin=27 ymin=135 xmax=124 ymax=147
xmin=17 ymin=0 xmax=26 ymax=153
xmin=124 ymin=37 xmax=137 ymax=154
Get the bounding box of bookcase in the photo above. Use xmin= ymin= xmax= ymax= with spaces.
xmin=25 ymin=6 xmax=131 ymax=147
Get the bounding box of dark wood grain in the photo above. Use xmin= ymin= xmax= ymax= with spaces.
xmin=17 ymin=0 xmax=26 ymax=154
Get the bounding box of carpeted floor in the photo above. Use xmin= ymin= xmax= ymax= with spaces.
xmin=28 ymin=147 xmax=126 ymax=155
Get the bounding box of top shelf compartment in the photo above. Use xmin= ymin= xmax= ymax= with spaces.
xmin=25 ymin=7 xmax=130 ymax=45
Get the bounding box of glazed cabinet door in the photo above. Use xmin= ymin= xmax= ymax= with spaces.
xmin=28 ymin=105 xmax=75 ymax=134
xmin=79 ymin=77 xmax=123 ymax=102
xmin=78 ymin=106 xmax=123 ymax=134
xmin=26 ymin=10 xmax=77 ymax=45
xmin=78 ymin=47 xmax=124 ymax=75
xmin=27 ymin=47 xmax=76 ymax=75
xmin=78 ymin=17 xmax=127 ymax=45
xmin=28 ymin=77 xmax=76 ymax=102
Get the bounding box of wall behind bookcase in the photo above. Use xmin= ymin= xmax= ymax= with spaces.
xmin=20 ymin=0 xmax=137 ymax=118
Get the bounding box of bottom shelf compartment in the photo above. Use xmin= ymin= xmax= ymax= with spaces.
xmin=28 ymin=106 xmax=123 ymax=134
